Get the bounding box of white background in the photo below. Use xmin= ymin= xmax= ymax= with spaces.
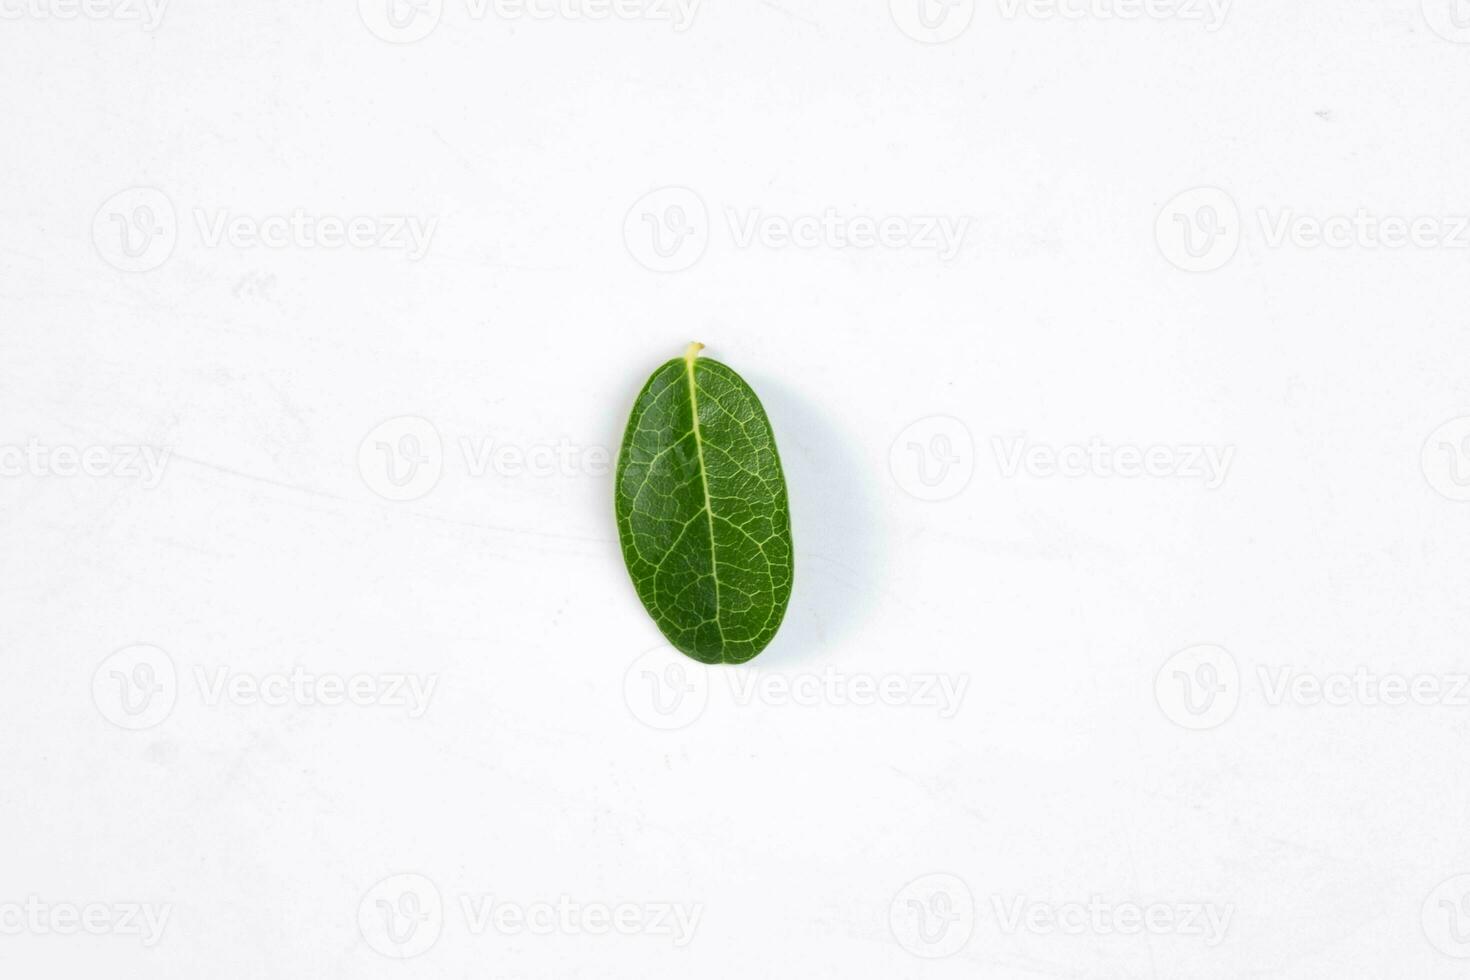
xmin=4 ymin=0 xmax=1470 ymax=977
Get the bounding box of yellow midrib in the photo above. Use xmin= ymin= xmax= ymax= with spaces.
xmin=683 ymin=343 xmax=723 ymax=649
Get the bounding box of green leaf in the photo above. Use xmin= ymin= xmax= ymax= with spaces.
xmin=615 ymin=343 xmax=794 ymax=664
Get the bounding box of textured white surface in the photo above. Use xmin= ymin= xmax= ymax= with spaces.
xmin=5 ymin=2 xmax=1470 ymax=977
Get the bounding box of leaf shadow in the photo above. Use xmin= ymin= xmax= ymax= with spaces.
xmin=746 ymin=374 xmax=881 ymax=668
